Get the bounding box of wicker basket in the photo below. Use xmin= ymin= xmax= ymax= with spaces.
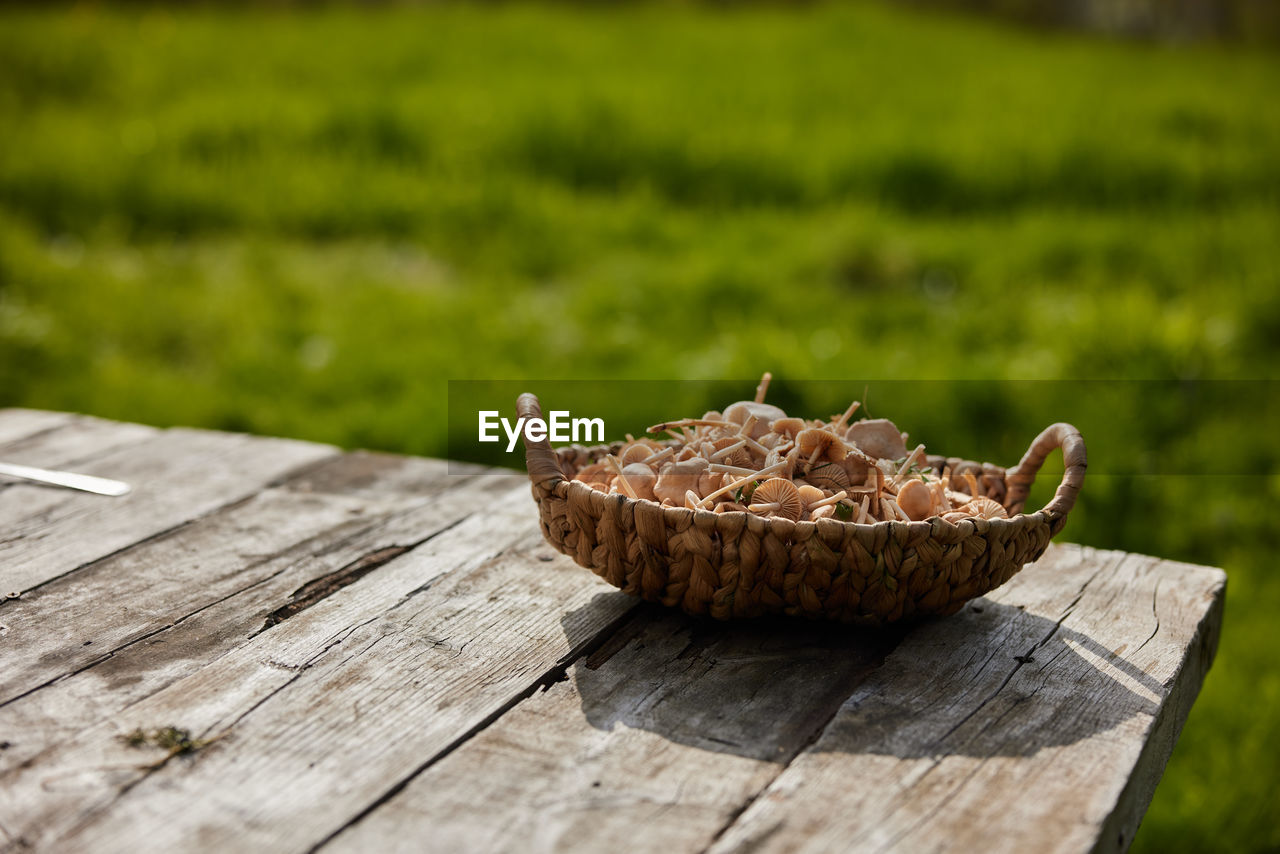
xmin=518 ymin=393 xmax=1086 ymax=625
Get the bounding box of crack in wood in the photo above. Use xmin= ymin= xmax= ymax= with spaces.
xmin=1133 ymin=576 xmax=1163 ymax=656
xmin=250 ymin=509 xmax=483 ymax=638
xmin=699 ymin=627 xmax=906 ymax=854
xmin=306 ymin=603 xmax=642 ymax=853
xmin=261 ymin=546 xmax=412 ymax=630
xmin=10 ymin=448 xmax=343 ymax=600
xmin=1 ymin=515 xmax=409 ymax=710
xmin=872 ymin=755 xmax=994 ymax=853
xmin=931 ymin=559 xmax=1110 ymax=748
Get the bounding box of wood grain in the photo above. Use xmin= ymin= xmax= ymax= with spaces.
xmin=321 ymin=546 xmax=1224 ymax=854
xmin=0 ymin=454 xmax=521 ymax=774
xmin=702 ymin=546 xmax=1225 ymax=854
xmin=326 ymin=612 xmax=905 ymax=854
xmin=0 ymin=425 xmax=337 ymax=594
xmin=0 ymin=492 xmax=636 ymax=852
xmin=0 ymin=409 xmax=75 ymax=448
xmin=0 ymin=412 xmax=157 ymax=485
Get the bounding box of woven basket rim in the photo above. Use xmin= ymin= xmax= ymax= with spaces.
xmin=518 ymin=392 xmax=1086 ymax=539
xmin=549 ymin=439 xmax=1052 ymax=534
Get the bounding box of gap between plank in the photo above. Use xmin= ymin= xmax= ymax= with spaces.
xmin=5 ymin=447 xmax=343 ymax=601
xmin=305 ymin=603 xmax=645 ymax=854
xmin=697 ymin=626 xmax=908 ymax=854
xmin=0 ymin=474 xmax=489 ymax=713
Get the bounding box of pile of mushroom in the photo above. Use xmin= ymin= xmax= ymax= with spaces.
xmin=571 ymin=373 xmax=1011 ymax=524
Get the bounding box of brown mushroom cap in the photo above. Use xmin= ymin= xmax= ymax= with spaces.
xmin=896 ymin=478 xmax=932 ymax=521
xmin=756 ymin=432 xmax=785 ymax=450
xmin=967 ymin=496 xmax=1009 ymax=520
xmin=942 ymin=496 xmax=1009 ymax=523
xmin=845 ymin=418 xmax=909 ymax=461
xmin=796 ymin=484 xmax=826 ymax=506
xmin=653 ymin=458 xmax=709 ymax=504
xmin=723 ymin=401 xmax=787 ymax=439
xmin=573 ymin=461 xmax=610 ymax=482
xmin=806 ymin=462 xmax=851 ymax=491
xmin=618 ymin=443 xmax=654 ymax=466
xmin=840 ymin=453 xmax=870 ymax=485
xmin=795 ymin=428 xmax=847 ymax=466
xmin=621 ymin=463 xmax=658 ymax=501
xmin=749 ymin=477 xmax=803 ymax=521
xmin=698 ymin=470 xmax=724 ymax=496
xmin=766 ymin=447 xmax=797 ymax=479
xmin=770 ymin=417 xmax=806 ymax=438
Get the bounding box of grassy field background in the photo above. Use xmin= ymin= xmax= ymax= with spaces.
xmin=1 ymin=2 xmax=1277 ymax=848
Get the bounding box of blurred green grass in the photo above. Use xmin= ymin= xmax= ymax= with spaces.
xmin=1 ymin=2 xmax=1277 ymax=848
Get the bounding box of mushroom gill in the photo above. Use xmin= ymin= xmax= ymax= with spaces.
xmin=747 ymin=477 xmax=803 ymax=521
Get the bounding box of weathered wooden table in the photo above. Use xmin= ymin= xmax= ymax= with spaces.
xmin=0 ymin=410 xmax=1226 ymax=853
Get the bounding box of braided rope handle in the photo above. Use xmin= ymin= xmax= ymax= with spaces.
xmin=1003 ymin=422 xmax=1087 ymax=519
xmin=517 ymin=393 xmax=566 ymax=496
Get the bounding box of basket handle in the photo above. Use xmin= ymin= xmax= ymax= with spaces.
xmin=1003 ymin=422 xmax=1087 ymax=520
xmin=517 ymin=393 xmax=566 ymax=495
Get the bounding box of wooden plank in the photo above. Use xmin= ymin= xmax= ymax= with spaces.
xmin=0 ymin=455 xmax=523 ymax=776
xmin=325 ymin=611 xmax=905 ymax=854
xmin=699 ymin=546 xmax=1226 ymax=854
xmin=0 ymin=426 xmax=337 ymax=594
xmin=0 ymin=490 xmax=638 ymax=852
xmin=322 ymin=545 xmax=1224 ymax=854
xmin=0 ymin=410 xmax=75 ymax=447
xmin=0 ymin=413 xmax=157 ymax=479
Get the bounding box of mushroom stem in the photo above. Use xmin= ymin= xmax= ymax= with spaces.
xmin=892 ymin=444 xmax=927 ymax=486
xmin=833 ymin=399 xmax=861 ymax=431
xmin=882 ymin=495 xmax=909 ymax=521
xmin=696 ymin=460 xmax=788 ymax=509
xmin=871 ymin=465 xmax=883 ymax=519
xmin=809 ymin=490 xmax=848 ymax=508
xmin=605 ymin=455 xmax=639 ymax=499
xmin=738 ymin=415 xmax=759 ymax=438
xmin=856 ymin=495 xmax=870 ymax=524
xmin=747 ymin=501 xmax=781 ymax=514
xmin=709 ymin=462 xmax=757 ymax=475
xmin=805 ymin=445 xmax=823 ymax=473
xmin=754 ymin=372 xmax=772 ymax=403
xmin=684 ymin=490 xmax=702 ymax=510
xmin=710 ymin=439 xmax=747 ymax=462
xmin=930 ymin=480 xmax=948 ymax=516
xmin=642 ymin=447 xmax=674 ymax=466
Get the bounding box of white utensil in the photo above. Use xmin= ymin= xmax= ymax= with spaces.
xmin=0 ymin=462 xmax=131 ymax=496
